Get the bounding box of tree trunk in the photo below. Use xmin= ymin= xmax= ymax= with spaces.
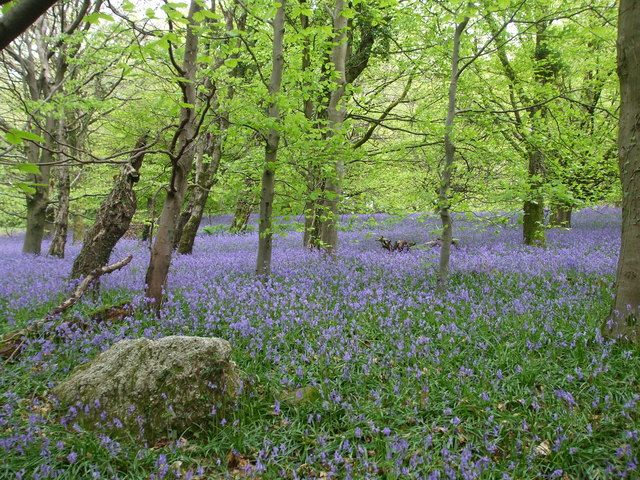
xmin=173 ymin=116 xmax=206 ymax=251
xmin=436 ymin=16 xmax=469 ymax=292
xmin=490 ymin=19 xmax=552 ymax=248
xmin=48 ymin=165 xmax=70 ymax=257
xmin=604 ymin=0 xmax=640 ymax=342
xmin=550 ymin=206 xmax=572 ymax=228
xmin=70 ymin=136 xmax=147 ymax=279
xmin=177 ymin=186 xmax=208 ymax=254
xmin=230 ymin=180 xmax=256 ymax=233
xmin=231 ymin=205 xmax=251 ymax=233
xmin=71 ymin=213 xmax=85 ymax=244
xmin=523 ymin=150 xmax=546 ymax=245
xmin=256 ymin=157 xmax=276 ymax=275
xmin=48 ymin=120 xmax=71 ymax=258
xmin=0 ymin=0 xmax=59 ymax=50
xmin=299 ymin=1 xmax=322 ymax=250
xmin=175 ymin=3 xmax=242 ymax=253
xmin=522 ymin=24 xmax=552 ymax=247
xmin=303 ymin=187 xmax=321 ymax=248
xmin=13 ymin=3 xmax=91 ymax=253
xmin=145 ymin=0 xmax=202 ymax=309
xmin=174 ymin=203 xmax=192 ymax=250
xmin=23 ymin=189 xmax=48 ymax=255
xmin=22 ymin=118 xmax=54 ymax=254
xmin=318 ymin=0 xmax=348 ymax=254
xmin=256 ymin=0 xmax=285 ymax=276
xmin=178 ymin=134 xmax=222 ymax=254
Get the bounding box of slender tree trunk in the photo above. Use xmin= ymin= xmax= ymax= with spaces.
xmin=71 ymin=136 xmax=147 ymax=279
xmin=256 ymin=153 xmax=277 ymax=275
xmin=174 ymin=192 xmax=194 ymax=250
xmin=318 ymin=0 xmax=348 ymax=254
xmin=299 ymin=1 xmax=321 ymax=249
xmin=174 ymin=3 xmax=241 ymax=254
xmin=604 ymin=0 xmax=640 ymax=342
xmin=49 ymin=120 xmax=71 ymax=258
xmin=436 ymin=16 xmax=469 ymax=292
xmin=48 ymin=165 xmax=70 ymax=257
xmin=490 ymin=19 xmax=552 ymax=247
xmin=303 ymin=184 xmax=320 ymax=248
xmin=177 ymin=186 xmax=208 ymax=253
xmin=178 ymin=134 xmax=222 ymax=254
xmin=145 ymin=0 xmax=202 ymax=308
xmin=256 ymin=0 xmax=285 ymax=276
xmin=15 ymin=3 xmax=91 ymax=253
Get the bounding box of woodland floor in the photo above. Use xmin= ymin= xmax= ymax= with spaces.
xmin=0 ymin=208 xmax=638 ymax=479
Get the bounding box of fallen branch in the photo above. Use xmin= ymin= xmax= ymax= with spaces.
xmin=378 ymin=236 xmax=416 ymax=253
xmin=426 ymin=238 xmax=460 ymax=249
xmin=1 ymin=255 xmax=133 ymax=361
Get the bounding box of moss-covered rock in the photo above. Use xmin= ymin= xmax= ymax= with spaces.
xmin=52 ymin=336 xmax=240 ymax=442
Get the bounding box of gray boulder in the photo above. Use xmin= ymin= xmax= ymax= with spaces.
xmin=53 ymin=336 xmax=240 ymax=442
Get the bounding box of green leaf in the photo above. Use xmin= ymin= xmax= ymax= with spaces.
xmin=15 ymin=182 xmax=37 ymax=195
xmin=85 ymin=12 xmax=114 ymax=24
xmin=224 ymin=58 xmax=239 ymax=69
xmin=15 ymin=163 xmax=41 ymax=175
xmin=4 ymin=129 xmax=44 ymax=145
xmin=341 ymin=7 xmax=356 ymax=19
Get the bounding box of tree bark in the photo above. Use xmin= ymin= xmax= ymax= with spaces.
xmin=22 ymin=117 xmax=54 ymax=254
xmin=173 ymin=196 xmax=193 ymax=250
xmin=230 ymin=203 xmax=252 ymax=233
xmin=318 ymin=0 xmax=348 ymax=254
xmin=71 ymin=212 xmax=85 ymax=244
xmin=604 ymin=0 xmax=640 ymax=342
xmin=256 ymin=0 xmax=285 ymax=276
xmin=23 ymin=188 xmax=48 ymax=254
xmin=48 ymin=165 xmax=70 ymax=257
xmin=48 ymin=120 xmax=71 ymax=258
xmin=299 ymin=1 xmax=321 ymax=249
xmin=0 ymin=0 xmax=59 ymax=50
xmin=178 ymin=133 xmax=223 ymax=254
xmin=175 ymin=6 xmax=241 ymax=253
xmin=70 ymin=136 xmax=146 ymax=279
xmin=230 ymin=177 xmax=257 ymax=233
xmin=523 ymin=150 xmax=546 ymax=245
xmin=302 ymin=181 xmax=321 ymax=248
xmin=145 ymin=0 xmax=202 ymax=308
xmin=522 ymin=23 xmax=552 ymax=247
xmin=436 ymin=16 xmax=469 ymax=292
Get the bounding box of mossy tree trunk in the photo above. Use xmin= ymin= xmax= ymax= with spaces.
xmin=71 ymin=136 xmax=147 ymax=279
xmin=604 ymin=0 xmax=640 ymax=342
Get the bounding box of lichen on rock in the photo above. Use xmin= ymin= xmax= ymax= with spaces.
xmin=52 ymin=335 xmax=240 ymax=442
